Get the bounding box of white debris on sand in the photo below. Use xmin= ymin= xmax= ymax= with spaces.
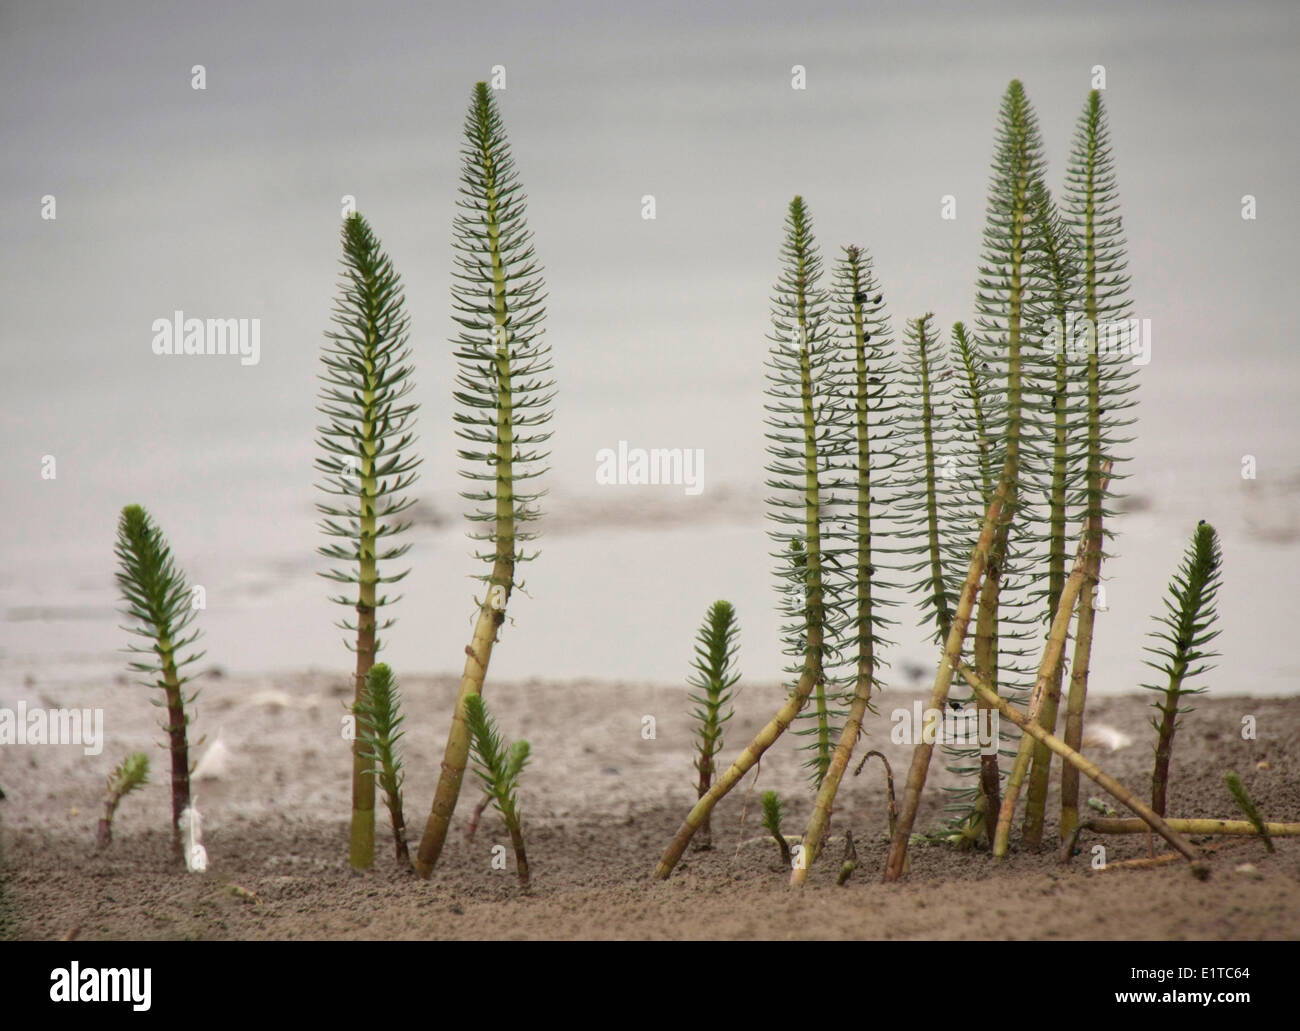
xmin=1082 ymin=723 xmax=1133 ymax=751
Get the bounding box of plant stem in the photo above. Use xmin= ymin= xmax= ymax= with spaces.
xmin=1084 ymin=817 xmax=1300 ymax=837
xmin=1225 ymin=772 xmax=1275 ymax=852
xmin=956 ymin=662 xmax=1196 ymax=862
xmin=507 ymin=819 xmax=530 ymax=888
xmin=994 ymin=464 xmax=1111 ymax=856
xmin=415 ymin=597 xmax=507 ymax=877
xmin=351 ymin=424 xmax=377 ymax=868
xmin=794 ymin=265 xmax=879 ymax=881
xmin=464 ymin=792 xmax=490 ymax=842
xmin=883 ymin=460 xmax=1014 ymax=881
xmin=415 ymin=89 xmax=518 ymax=877
xmin=836 ymin=831 xmax=858 ymax=886
xmin=793 ymin=667 xmax=870 ymax=886
xmin=158 ymin=635 xmax=190 ymax=863
xmin=655 ymin=664 xmax=817 ymax=879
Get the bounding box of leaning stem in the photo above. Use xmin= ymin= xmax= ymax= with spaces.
xmin=1083 ymin=817 xmax=1300 ymax=837
xmin=883 ymin=460 xmax=1014 ymax=881
xmin=1023 ymin=343 xmax=1072 ymax=846
xmin=1062 ymin=138 xmax=1106 ymax=842
xmin=414 ymin=120 xmax=517 ymax=879
xmin=655 ymin=250 xmax=825 ymax=879
xmin=415 ymin=596 xmax=505 ymax=878
xmin=957 ymin=662 xmax=1196 ymax=862
xmin=793 ymin=670 xmax=871 ymax=887
xmin=994 ymin=464 xmax=1111 ymax=857
xmin=654 ymin=666 xmax=818 ymax=879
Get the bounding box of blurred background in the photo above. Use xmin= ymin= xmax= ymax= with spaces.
xmin=2 ymin=0 xmax=1297 ymax=696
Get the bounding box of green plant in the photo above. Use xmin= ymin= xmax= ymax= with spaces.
xmin=968 ymin=78 xmax=1052 ymax=846
xmin=1059 ymin=88 xmax=1139 ymax=841
xmin=935 ymin=322 xmax=998 ymax=846
xmin=316 ymin=212 xmax=420 ymax=870
xmin=1146 ymin=522 xmax=1222 ymax=816
xmin=415 ymin=82 xmax=553 ymax=878
xmin=1020 ymin=178 xmax=1086 ymax=846
xmin=355 ymin=663 xmax=410 ymax=866
xmin=835 ymin=830 xmax=859 ymax=885
xmin=1225 ymin=772 xmax=1273 ymax=853
xmin=895 ymin=313 xmax=956 ymax=646
xmin=765 ymin=196 xmax=839 ymax=789
xmin=654 ymin=196 xmax=842 ymax=878
xmin=792 ymin=245 xmax=896 ymax=884
xmin=114 ymin=503 xmax=204 ymax=862
xmin=884 ymin=459 xmax=1015 ymax=880
xmin=96 ymin=752 xmax=150 ymax=850
xmin=464 ymin=694 xmax=532 ymax=887
xmin=956 ymin=660 xmax=1195 ymax=861
xmin=687 ymin=600 xmax=740 ymax=850
xmin=760 ymin=790 xmax=791 ymax=868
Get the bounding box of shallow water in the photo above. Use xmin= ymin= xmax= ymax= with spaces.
xmin=1 ymin=0 xmax=1297 ymax=696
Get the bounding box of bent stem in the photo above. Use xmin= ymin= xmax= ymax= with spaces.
xmin=415 ymin=83 xmax=551 ymax=877
xmin=1083 ymin=816 xmax=1300 ymax=838
xmin=993 ymin=463 xmax=1111 ymax=857
xmin=956 ymin=661 xmax=1196 ymax=862
xmin=96 ymin=753 xmax=150 ymax=850
xmin=883 ymin=459 xmax=1014 ymax=882
xmin=761 ymin=790 xmax=792 ymax=868
xmin=654 ymin=666 xmax=817 ymax=879
xmin=416 ymin=603 xmax=506 ymax=876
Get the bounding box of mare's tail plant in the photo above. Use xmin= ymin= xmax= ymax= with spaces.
xmin=772 ymin=205 xmax=841 ymax=790
xmin=316 ymin=212 xmax=420 ymax=870
xmin=114 ymin=503 xmax=204 ymax=862
xmin=1020 ymin=179 xmax=1086 ymax=846
xmin=895 ymin=312 xmax=955 ymax=647
xmin=1147 ymin=521 xmax=1222 ymax=817
xmin=355 ymin=663 xmax=411 ymax=866
xmin=935 ymin=322 xmax=999 ymax=845
xmin=1059 ymin=89 xmax=1139 ymax=840
xmin=760 ymin=790 xmax=792 ymax=868
xmin=654 ymin=196 xmax=837 ymax=878
xmin=792 ymin=245 xmax=896 ymax=884
xmin=968 ymin=78 xmax=1053 ymax=846
xmin=96 ymin=752 xmax=150 ymax=850
xmin=1225 ymin=772 xmax=1274 ymax=853
xmin=464 ymin=694 xmax=532 ymax=887
xmin=895 ymin=313 xmax=988 ymax=845
xmin=415 ymin=82 xmax=552 ymax=878
xmin=688 ymin=600 xmax=740 ymax=850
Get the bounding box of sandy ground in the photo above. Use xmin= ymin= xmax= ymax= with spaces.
xmin=1 ymin=670 xmax=1297 ymax=940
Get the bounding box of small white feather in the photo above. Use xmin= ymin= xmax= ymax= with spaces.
xmin=192 ymin=734 xmax=232 ymax=781
xmin=178 ymin=804 xmax=208 ymax=873
xmin=1082 ymin=723 xmax=1133 ymax=751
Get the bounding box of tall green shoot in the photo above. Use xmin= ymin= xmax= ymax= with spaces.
xmin=316 ymin=212 xmax=420 ymax=870
xmin=415 ymin=83 xmax=552 ymax=878
xmin=114 ymin=503 xmax=204 ymax=863
xmin=688 ymin=600 xmax=740 ymax=850
xmin=1146 ymin=522 xmax=1222 ymax=817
